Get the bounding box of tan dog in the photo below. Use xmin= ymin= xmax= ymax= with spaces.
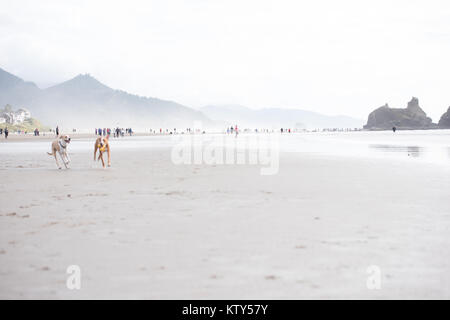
xmin=94 ymin=135 xmax=111 ymax=168
xmin=47 ymin=135 xmax=71 ymax=169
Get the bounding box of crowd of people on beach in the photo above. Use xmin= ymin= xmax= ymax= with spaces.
xmin=0 ymin=127 xmax=8 ymax=139
xmin=144 ymin=126 xmax=362 ymax=136
xmin=0 ymin=127 xmax=42 ymax=138
xmin=95 ymin=127 xmax=134 ymax=137
xmin=149 ymin=128 xmax=204 ymax=135
xmin=226 ymin=125 xmax=239 ymax=136
xmin=1 ymin=123 xmax=363 ymax=140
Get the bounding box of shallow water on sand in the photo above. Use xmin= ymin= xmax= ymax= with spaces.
xmin=280 ymin=129 xmax=450 ymax=165
xmin=0 ymin=129 xmax=449 ymax=166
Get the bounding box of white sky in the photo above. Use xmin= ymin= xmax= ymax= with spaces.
xmin=1 ymin=0 xmax=450 ymax=120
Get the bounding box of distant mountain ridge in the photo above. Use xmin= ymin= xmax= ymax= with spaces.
xmin=200 ymin=104 xmax=364 ymax=129
xmin=1 ymin=67 xmax=366 ymax=131
xmin=0 ymin=68 xmax=211 ymax=129
xmin=0 ymin=68 xmax=41 ymax=107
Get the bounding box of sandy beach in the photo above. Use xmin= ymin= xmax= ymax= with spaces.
xmin=0 ymin=131 xmax=449 ymax=299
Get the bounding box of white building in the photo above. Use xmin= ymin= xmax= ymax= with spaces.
xmin=0 ymin=105 xmax=32 ymax=125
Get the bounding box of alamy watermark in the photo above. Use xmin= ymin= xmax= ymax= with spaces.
xmin=171 ymin=133 xmax=280 ymax=175
xmin=66 ymin=265 xmax=81 ymax=290
xmin=366 ymin=265 xmax=381 ymax=290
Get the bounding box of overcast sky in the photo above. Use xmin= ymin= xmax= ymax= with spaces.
xmin=1 ymin=0 xmax=450 ymax=120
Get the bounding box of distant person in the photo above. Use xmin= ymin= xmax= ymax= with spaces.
xmin=55 ymin=126 xmax=59 ymax=136
xmin=392 ymin=126 xmax=396 ymax=132
xmin=4 ymin=127 xmax=8 ymax=139
xmin=95 ymin=128 xmax=98 ymax=135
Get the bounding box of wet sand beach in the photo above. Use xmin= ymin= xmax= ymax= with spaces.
xmin=0 ymin=131 xmax=449 ymax=299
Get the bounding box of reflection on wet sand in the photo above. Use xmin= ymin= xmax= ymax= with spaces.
xmin=369 ymin=144 xmax=423 ymax=158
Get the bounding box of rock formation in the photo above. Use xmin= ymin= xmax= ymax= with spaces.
xmin=364 ymin=97 xmax=436 ymax=130
xmin=438 ymin=106 xmax=450 ymax=129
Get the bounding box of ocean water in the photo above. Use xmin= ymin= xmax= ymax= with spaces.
xmin=1 ymin=130 xmax=449 ymax=166
xmin=279 ymin=129 xmax=450 ymax=165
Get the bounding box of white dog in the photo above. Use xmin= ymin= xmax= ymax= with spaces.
xmin=47 ymin=135 xmax=71 ymax=169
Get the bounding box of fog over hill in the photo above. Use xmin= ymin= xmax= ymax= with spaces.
xmin=201 ymin=104 xmax=364 ymax=129
xmin=0 ymin=68 xmax=41 ymax=108
xmin=0 ymin=68 xmax=211 ymax=130
xmin=1 ymin=67 xmax=364 ymax=131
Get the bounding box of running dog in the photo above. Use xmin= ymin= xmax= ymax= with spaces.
xmin=48 ymin=135 xmax=71 ymax=169
xmin=94 ymin=135 xmax=111 ymax=168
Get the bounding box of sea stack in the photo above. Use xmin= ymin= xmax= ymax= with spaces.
xmin=363 ymin=97 xmax=436 ymax=130
xmin=438 ymin=106 xmax=450 ymax=129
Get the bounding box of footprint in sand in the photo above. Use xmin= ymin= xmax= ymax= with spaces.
xmin=85 ymin=193 xmax=108 ymax=197
xmin=5 ymin=213 xmax=28 ymax=218
xmin=42 ymin=221 xmax=59 ymax=228
xmin=163 ymin=191 xmax=185 ymax=196
xmin=265 ymin=275 xmax=278 ymax=280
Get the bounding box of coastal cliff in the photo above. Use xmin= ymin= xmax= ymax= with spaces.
xmin=438 ymin=106 xmax=450 ymax=129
